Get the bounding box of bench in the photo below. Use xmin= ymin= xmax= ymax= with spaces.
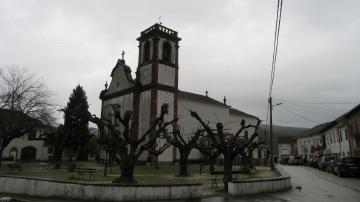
xmin=74 ymin=168 xmax=96 ymax=180
xmin=209 ymin=170 xmax=242 ymax=188
xmin=7 ymin=164 xmax=23 ymax=174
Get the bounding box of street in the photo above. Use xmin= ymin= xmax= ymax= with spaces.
xmin=201 ymin=165 xmax=360 ymax=202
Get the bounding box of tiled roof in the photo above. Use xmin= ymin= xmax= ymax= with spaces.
xmin=338 ymin=103 xmax=360 ymax=119
xmin=229 ymin=108 xmax=258 ymax=119
xmin=300 ymin=121 xmax=336 ymax=137
xmin=178 ymin=90 xmax=228 ymax=108
xmin=178 ymin=90 xmax=257 ymax=119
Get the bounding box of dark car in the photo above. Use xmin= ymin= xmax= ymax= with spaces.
xmin=318 ymin=156 xmax=335 ymax=171
xmin=280 ymin=155 xmax=290 ymax=165
xmin=333 ymin=157 xmax=360 ymax=177
xmin=309 ymin=157 xmax=320 ymax=168
xmin=325 ymin=159 xmax=335 ymax=173
xmin=288 ymin=156 xmax=304 ymax=165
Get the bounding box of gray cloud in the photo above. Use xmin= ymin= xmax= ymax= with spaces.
xmin=0 ymin=0 xmax=359 ymax=128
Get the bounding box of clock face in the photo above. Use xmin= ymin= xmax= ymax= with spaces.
xmin=144 ymin=69 xmax=149 ymax=77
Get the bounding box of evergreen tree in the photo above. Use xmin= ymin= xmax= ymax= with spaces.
xmin=63 ymin=85 xmax=90 ymax=161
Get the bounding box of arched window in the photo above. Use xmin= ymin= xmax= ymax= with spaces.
xmin=162 ymin=41 xmax=172 ymax=63
xmin=143 ymin=41 xmax=151 ymax=63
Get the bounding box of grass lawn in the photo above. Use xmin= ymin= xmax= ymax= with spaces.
xmin=0 ymin=162 xmax=278 ymax=195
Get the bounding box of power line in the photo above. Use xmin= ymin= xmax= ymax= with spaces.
xmin=268 ymin=0 xmax=284 ymax=98
xmin=273 ymin=98 xmax=358 ymax=105
xmin=280 ymin=102 xmax=350 ymax=112
xmin=265 ymin=0 xmax=283 ymax=144
xmin=281 ymin=106 xmax=319 ymax=124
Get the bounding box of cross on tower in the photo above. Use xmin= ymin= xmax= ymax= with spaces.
xmin=121 ymin=50 xmax=125 ymax=60
xmin=158 ymin=16 xmax=162 ymax=25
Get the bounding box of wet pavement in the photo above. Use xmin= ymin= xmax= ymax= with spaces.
xmin=200 ymin=165 xmax=360 ymax=202
xmin=2 ymin=165 xmax=360 ymax=201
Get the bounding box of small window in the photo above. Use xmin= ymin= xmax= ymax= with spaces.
xmin=162 ymin=41 xmax=172 ymax=63
xmin=345 ymin=129 xmax=348 ymax=140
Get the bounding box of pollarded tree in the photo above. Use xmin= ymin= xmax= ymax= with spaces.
xmin=88 ymin=103 xmax=177 ymax=183
xmin=63 ymin=85 xmax=90 ymax=161
xmin=190 ymin=111 xmax=262 ymax=191
xmin=196 ymin=136 xmax=222 ymax=174
xmin=162 ymin=127 xmax=203 ymax=176
xmin=0 ymin=66 xmax=54 ymax=164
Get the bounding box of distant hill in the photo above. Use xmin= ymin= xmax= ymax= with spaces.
xmin=257 ymin=124 xmax=308 ymax=143
xmin=257 ymin=124 xmax=308 ymax=156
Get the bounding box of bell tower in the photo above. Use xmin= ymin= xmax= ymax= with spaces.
xmin=135 ymin=24 xmax=181 ymax=162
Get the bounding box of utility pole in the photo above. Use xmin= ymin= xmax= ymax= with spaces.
xmin=269 ymin=97 xmax=274 ymax=170
xmin=269 ymin=97 xmax=282 ymax=170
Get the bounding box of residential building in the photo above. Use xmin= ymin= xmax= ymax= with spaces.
xmin=297 ymin=122 xmax=330 ymax=160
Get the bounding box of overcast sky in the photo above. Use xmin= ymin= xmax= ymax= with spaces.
xmin=1 ymin=0 xmax=359 ymax=128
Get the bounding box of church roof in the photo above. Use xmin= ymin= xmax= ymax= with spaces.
xmin=229 ymin=108 xmax=258 ymax=119
xmin=178 ymin=90 xmax=228 ymax=108
xmin=178 ymin=90 xmax=258 ymax=119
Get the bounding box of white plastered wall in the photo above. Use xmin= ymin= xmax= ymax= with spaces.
xmin=158 ymin=64 xmax=175 ymax=87
xmin=177 ymin=97 xmax=229 ymax=160
xmin=106 ymin=66 xmax=134 ymax=95
xmin=2 ymin=128 xmax=49 ymax=161
xmin=156 ymin=90 xmax=175 ymax=162
xmin=139 ymin=64 xmax=152 ymax=85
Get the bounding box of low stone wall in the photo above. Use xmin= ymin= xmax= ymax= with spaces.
xmin=0 ymin=175 xmax=201 ymax=201
xmin=228 ymin=166 xmax=292 ymax=195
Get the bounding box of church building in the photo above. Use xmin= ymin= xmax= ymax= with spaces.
xmin=100 ymin=23 xmax=261 ymax=163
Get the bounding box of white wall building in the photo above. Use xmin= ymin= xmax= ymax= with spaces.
xmin=2 ymin=127 xmax=52 ymax=161
xmin=297 ymin=122 xmax=329 ymax=159
xmin=324 ymin=122 xmax=351 ymax=158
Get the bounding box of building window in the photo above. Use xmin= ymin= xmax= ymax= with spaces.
xmin=143 ymin=41 xmax=151 ymax=62
xmin=162 ymin=41 xmax=172 ymax=63
xmin=345 ymin=129 xmax=348 ymax=140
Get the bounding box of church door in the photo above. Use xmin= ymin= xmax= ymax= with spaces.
xmin=20 ymin=146 xmax=37 ymax=161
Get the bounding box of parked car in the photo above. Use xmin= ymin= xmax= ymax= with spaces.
xmin=309 ymin=157 xmax=320 ymax=168
xmin=280 ymin=155 xmax=290 ymax=165
xmin=325 ymin=159 xmax=335 ymax=173
xmin=333 ymin=157 xmax=360 ymax=177
xmin=288 ymin=156 xmax=304 ymax=165
xmin=318 ymin=156 xmax=335 ymax=171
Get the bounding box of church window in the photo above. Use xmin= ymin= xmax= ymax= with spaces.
xmin=144 ymin=41 xmax=151 ymax=63
xmin=162 ymin=41 xmax=172 ymax=63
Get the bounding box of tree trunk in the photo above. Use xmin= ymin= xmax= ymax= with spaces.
xmin=76 ymin=146 xmax=88 ymax=161
xmin=241 ymin=155 xmax=251 ymax=174
xmin=223 ymin=153 xmax=233 ymax=192
xmin=0 ymin=147 xmax=4 ymax=165
xmin=113 ymin=160 xmax=137 ymax=183
xmin=178 ymin=151 xmax=190 ymax=176
xmin=53 ymin=147 xmax=63 ymax=169
xmin=155 ymin=156 xmax=160 ymax=170
xmin=68 ymin=148 xmax=73 ymax=162
xmin=209 ymin=157 xmax=216 ymax=174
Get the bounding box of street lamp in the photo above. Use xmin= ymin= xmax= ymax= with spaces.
xmin=269 ymin=97 xmax=282 ymax=170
